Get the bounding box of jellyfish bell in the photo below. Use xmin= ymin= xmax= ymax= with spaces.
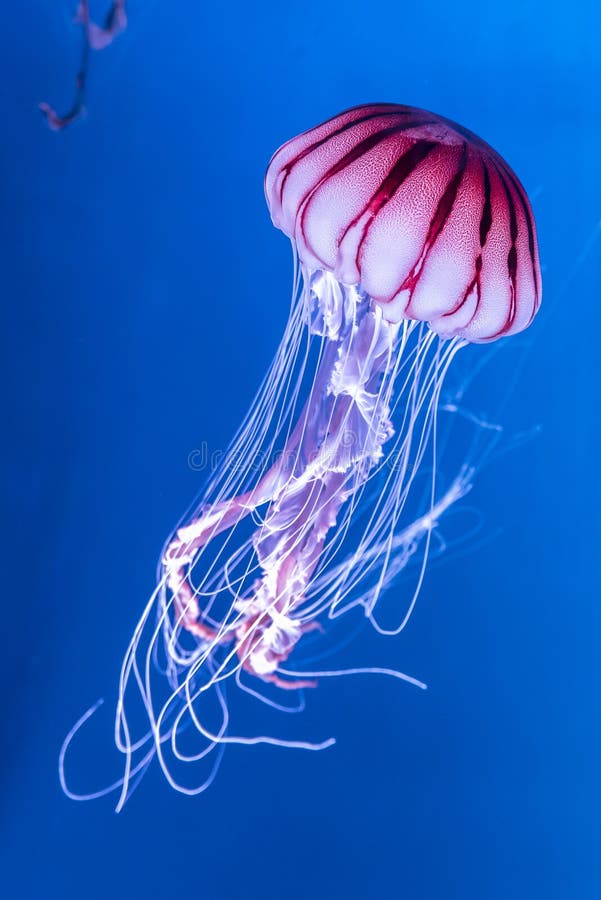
xmin=265 ymin=103 xmax=541 ymax=342
xmin=61 ymin=103 xmax=541 ymax=807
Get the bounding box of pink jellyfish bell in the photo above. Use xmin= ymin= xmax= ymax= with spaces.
xmin=62 ymin=104 xmax=541 ymax=807
xmin=265 ymin=103 xmax=540 ymax=341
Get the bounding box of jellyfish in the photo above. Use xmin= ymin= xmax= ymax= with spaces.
xmin=61 ymin=103 xmax=541 ymax=807
xmin=40 ymin=1 xmax=127 ymax=130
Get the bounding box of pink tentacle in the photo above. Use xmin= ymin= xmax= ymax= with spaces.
xmin=40 ymin=2 xmax=128 ymax=131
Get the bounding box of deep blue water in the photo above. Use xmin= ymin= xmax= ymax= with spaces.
xmin=2 ymin=2 xmax=599 ymax=898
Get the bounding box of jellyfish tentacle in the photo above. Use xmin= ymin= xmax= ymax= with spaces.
xmin=162 ymin=272 xmax=407 ymax=691
xmin=73 ymin=269 xmax=474 ymax=803
xmin=41 ymin=2 xmax=127 ymax=131
xmin=152 ymin=271 xmax=468 ymax=780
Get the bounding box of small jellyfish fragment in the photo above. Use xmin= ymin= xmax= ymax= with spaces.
xmin=40 ymin=1 xmax=127 ymax=130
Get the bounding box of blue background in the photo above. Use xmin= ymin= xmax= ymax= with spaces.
xmin=2 ymin=1 xmax=599 ymax=897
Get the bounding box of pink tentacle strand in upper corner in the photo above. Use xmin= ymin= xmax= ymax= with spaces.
xmin=40 ymin=1 xmax=128 ymax=131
